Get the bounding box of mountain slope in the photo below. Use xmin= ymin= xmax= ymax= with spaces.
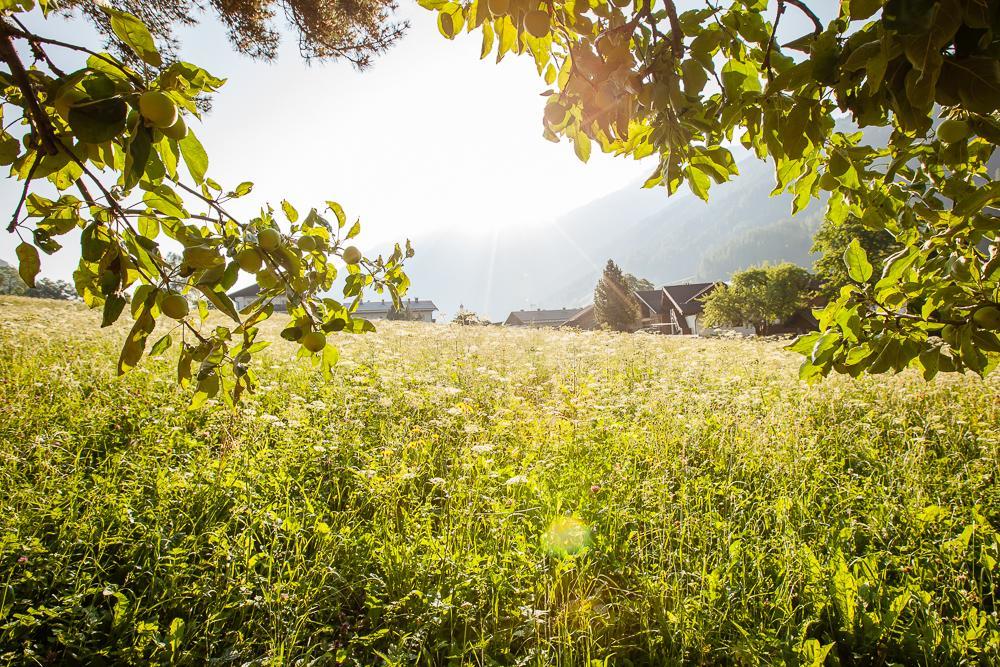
xmin=399 ymin=154 xmax=828 ymax=321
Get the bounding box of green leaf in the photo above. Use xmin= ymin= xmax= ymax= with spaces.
xmin=197 ymin=285 xmax=240 ymax=323
xmin=117 ymin=309 xmax=155 ymax=375
xmin=150 ymin=333 xmax=173 ymax=356
xmin=231 ymin=181 xmax=253 ymax=197
xmin=847 ymin=0 xmax=882 ymax=21
xmin=844 ymin=238 xmax=873 ymax=283
xmin=178 ymin=130 xmax=208 ymax=184
xmin=101 ymin=293 xmax=127 ymax=327
xmin=102 ymin=8 xmax=162 ymax=67
xmin=67 ymin=98 xmax=128 ymax=144
xmin=143 ymin=185 xmax=186 ymax=218
xmin=346 ymin=220 xmax=361 ymax=239
xmin=282 ymin=200 xmax=299 ymax=223
xmin=15 ymin=242 xmax=40 ymax=288
xmin=326 ymin=201 xmax=346 ymax=227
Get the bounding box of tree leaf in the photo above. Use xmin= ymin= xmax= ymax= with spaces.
xmin=844 ymin=238 xmax=873 ymax=282
xmin=102 ymin=8 xmax=162 ymax=67
xmin=15 ymin=242 xmax=40 ymax=288
xmin=67 ymin=98 xmax=128 ymax=144
xmin=573 ymin=130 xmax=591 ymax=163
xmin=101 ymin=293 xmax=127 ymax=327
xmin=150 ymin=333 xmax=173 ymax=356
xmin=197 ymin=285 xmax=240 ymax=322
xmin=178 ymin=130 xmax=208 ymax=184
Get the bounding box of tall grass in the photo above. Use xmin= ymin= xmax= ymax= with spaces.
xmin=0 ymin=296 xmax=997 ymax=665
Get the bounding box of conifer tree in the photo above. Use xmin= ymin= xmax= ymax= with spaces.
xmin=594 ymin=260 xmax=640 ymax=332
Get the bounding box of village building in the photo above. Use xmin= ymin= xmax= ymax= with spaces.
xmin=504 ymin=307 xmax=584 ymax=327
xmin=354 ymin=298 xmax=438 ymax=322
xmin=228 ymin=283 xmax=288 ymax=312
xmin=227 ymin=286 xmax=437 ymax=322
xmin=559 ymin=304 xmax=596 ymax=330
xmin=634 ymin=282 xmax=721 ymax=335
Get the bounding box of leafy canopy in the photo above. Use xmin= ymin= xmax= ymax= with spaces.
xmin=424 ymin=0 xmax=1000 ymax=380
xmin=1 ymin=1 xmax=412 ymax=407
xmin=701 ymin=262 xmax=813 ymax=335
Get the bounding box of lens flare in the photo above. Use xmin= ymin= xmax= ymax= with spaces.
xmin=542 ymin=516 xmax=592 ymax=555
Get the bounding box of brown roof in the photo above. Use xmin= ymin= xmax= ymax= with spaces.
xmin=635 ymin=289 xmax=666 ymax=315
xmin=663 ymin=282 xmax=718 ymax=316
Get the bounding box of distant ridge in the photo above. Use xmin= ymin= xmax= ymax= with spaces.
xmin=399 ymin=152 xmax=829 ymax=321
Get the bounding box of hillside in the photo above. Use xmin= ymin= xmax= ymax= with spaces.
xmin=401 ymin=153 xmax=826 ymax=320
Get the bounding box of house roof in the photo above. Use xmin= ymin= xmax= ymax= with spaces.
xmin=229 ymin=283 xmax=262 ymax=299
xmin=634 ymin=289 xmax=666 ymax=314
xmin=559 ymin=304 xmax=595 ymax=329
xmin=505 ymin=307 xmax=582 ymax=325
xmin=354 ymin=299 xmax=437 ymax=314
xmin=663 ymin=282 xmax=718 ymax=316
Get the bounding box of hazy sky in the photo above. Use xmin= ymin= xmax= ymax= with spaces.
xmin=0 ymin=3 xmax=658 ymax=280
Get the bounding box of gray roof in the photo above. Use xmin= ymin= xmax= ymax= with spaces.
xmin=355 ymin=299 xmax=437 ymax=314
xmin=506 ymin=307 xmax=582 ymax=325
xmin=228 ymin=283 xmax=262 ymax=298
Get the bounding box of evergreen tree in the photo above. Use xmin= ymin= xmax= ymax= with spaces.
xmin=64 ymin=0 xmax=406 ymax=67
xmin=594 ymin=260 xmax=640 ymax=332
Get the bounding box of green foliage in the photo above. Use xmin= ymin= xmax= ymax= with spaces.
xmin=623 ymin=272 xmax=654 ymax=292
xmin=702 ymin=262 xmax=813 ymax=335
xmin=452 ymin=306 xmax=491 ymax=325
xmin=1 ymin=2 xmax=412 ymax=405
xmin=594 ymin=259 xmax=639 ymax=331
xmin=424 ymin=0 xmax=1000 ymax=379
xmin=812 ymin=214 xmax=900 ymax=296
xmin=1 ymin=299 xmax=998 ymax=663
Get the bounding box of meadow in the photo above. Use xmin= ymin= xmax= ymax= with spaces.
xmin=0 ymin=295 xmax=998 ymax=665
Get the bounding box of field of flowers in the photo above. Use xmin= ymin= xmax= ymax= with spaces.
xmin=0 ymin=295 xmax=998 ymax=665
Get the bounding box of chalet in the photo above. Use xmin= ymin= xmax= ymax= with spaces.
xmin=504 ymin=307 xmax=584 ymax=327
xmin=559 ymin=304 xmax=597 ymax=330
xmin=355 ymin=298 xmax=438 ymax=322
xmin=228 ymin=283 xmax=287 ymax=312
xmin=634 ymin=282 xmax=721 ymax=335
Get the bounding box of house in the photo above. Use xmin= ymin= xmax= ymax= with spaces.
xmin=354 ymin=298 xmax=438 ymax=322
xmin=228 ymin=283 xmax=287 ymax=312
xmin=559 ymin=304 xmax=597 ymax=330
xmin=634 ymin=282 xmax=721 ymax=335
xmin=504 ymin=307 xmax=584 ymax=327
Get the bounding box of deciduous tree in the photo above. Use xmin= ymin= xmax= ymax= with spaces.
xmin=424 ymin=0 xmax=1000 ymax=379
xmin=702 ymin=262 xmax=812 ymax=335
xmin=0 ymin=2 xmax=412 ymax=407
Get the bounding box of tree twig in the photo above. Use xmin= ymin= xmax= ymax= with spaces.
xmin=663 ymin=0 xmax=684 ymax=59
xmin=7 ymin=153 xmax=40 ymax=232
xmin=0 ymin=20 xmax=59 ymax=155
xmin=785 ymin=0 xmax=822 ymax=36
xmin=762 ymin=0 xmax=785 ymax=83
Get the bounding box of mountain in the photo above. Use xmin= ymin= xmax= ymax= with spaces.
xmin=397 ymin=152 xmax=828 ymax=321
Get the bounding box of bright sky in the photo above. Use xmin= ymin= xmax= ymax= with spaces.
xmin=0 ymin=2 xmax=656 ymax=280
